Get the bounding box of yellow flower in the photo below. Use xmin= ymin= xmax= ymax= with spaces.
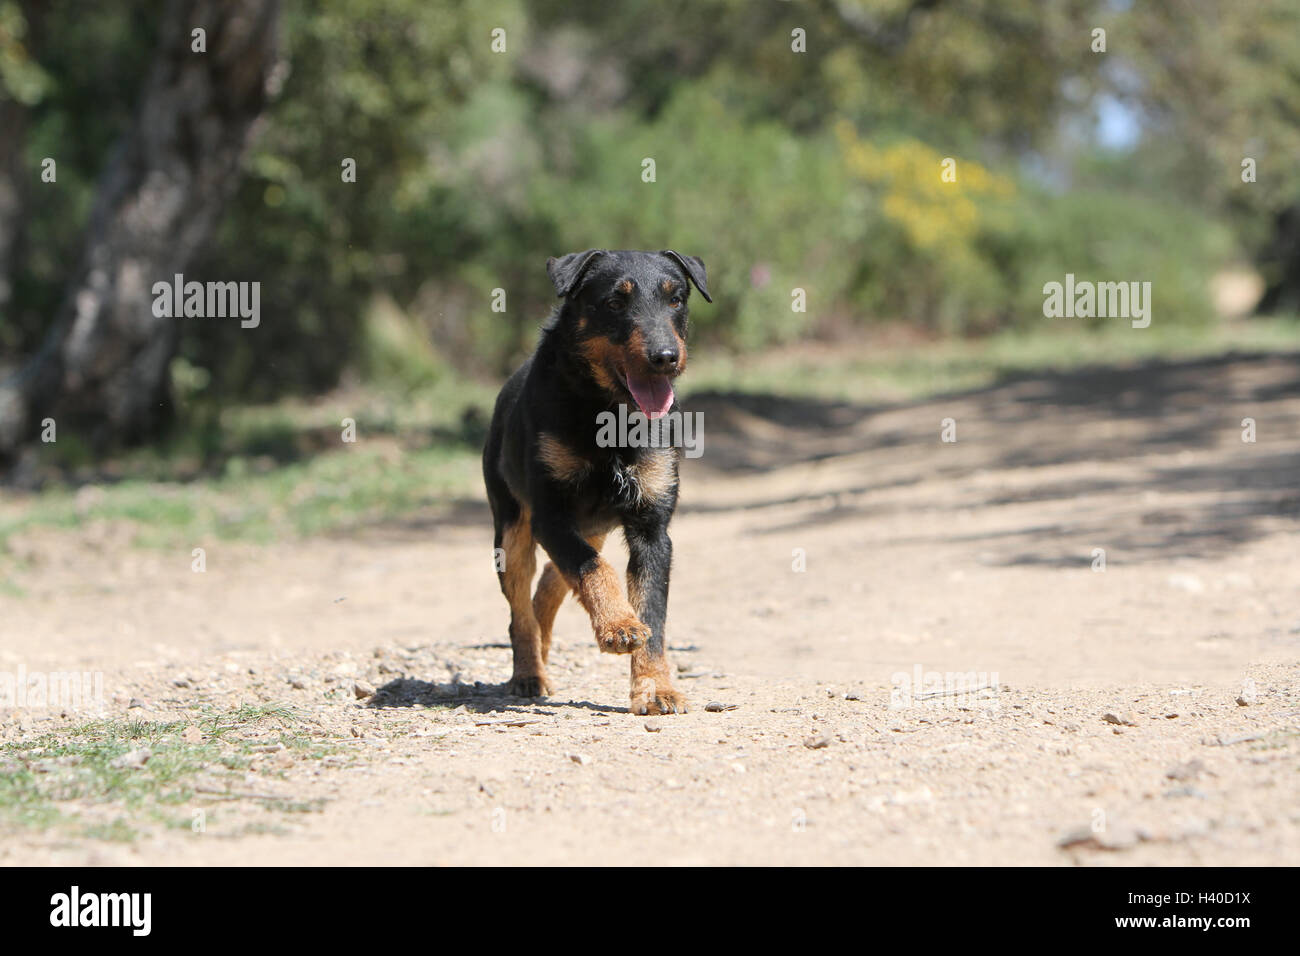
xmin=836 ymin=123 xmax=1013 ymax=250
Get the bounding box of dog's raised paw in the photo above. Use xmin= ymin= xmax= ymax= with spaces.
xmin=505 ymin=673 xmax=554 ymax=697
xmin=631 ymin=686 xmax=689 ymax=716
xmin=594 ymin=616 xmax=650 ymax=654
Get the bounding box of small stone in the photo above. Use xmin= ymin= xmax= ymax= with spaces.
xmin=269 ymin=751 xmax=294 ymax=770
xmin=1057 ymin=822 xmax=1149 ymax=851
xmin=1165 ymin=759 xmax=1205 ymax=781
xmin=353 ymin=679 xmax=376 ymax=699
xmin=290 ymin=678 xmax=307 ymax=690
xmin=887 ymin=786 xmax=933 ymax=806
xmin=172 ymin=677 xmax=190 ymax=688
xmin=127 ymin=697 xmax=145 ymax=709
xmin=705 ymin=701 xmax=738 ymax=713
xmin=110 ymin=748 xmax=151 ymax=770
xmin=803 ymin=734 xmax=831 ymax=750
xmin=644 ymin=721 xmax=661 ymax=733
xmin=1163 ymin=785 xmax=1207 ymax=799
xmin=1167 ymin=573 xmax=1204 ymax=593
xmin=568 ymin=753 xmax=592 ymax=766
xmin=1102 ymin=711 xmax=1138 ymax=727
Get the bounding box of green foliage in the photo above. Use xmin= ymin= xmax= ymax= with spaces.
xmin=2 ymin=0 xmax=1288 ymax=414
xmin=357 ymin=294 xmax=445 ymax=391
xmin=0 ymin=1 xmax=49 ymax=104
xmin=996 ymin=188 xmax=1232 ymax=330
xmin=2 ymin=0 xmax=162 ymax=349
xmin=525 ymin=81 xmax=861 ymax=348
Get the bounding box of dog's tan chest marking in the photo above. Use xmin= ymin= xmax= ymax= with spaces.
xmin=537 ymin=433 xmax=592 ymax=484
xmin=622 ymin=450 xmax=678 ymax=508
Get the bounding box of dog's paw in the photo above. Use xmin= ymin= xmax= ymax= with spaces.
xmin=631 ymin=686 xmax=689 ymax=716
xmin=594 ymin=615 xmax=650 ymax=654
xmin=505 ymin=672 xmax=554 ymax=698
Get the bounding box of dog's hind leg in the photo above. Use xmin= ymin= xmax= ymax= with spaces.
xmin=533 ymin=511 xmax=648 ymax=655
xmin=533 ymin=561 xmax=567 ymax=665
xmin=498 ymin=506 xmax=551 ymax=697
xmin=533 ymin=531 xmax=605 ymax=664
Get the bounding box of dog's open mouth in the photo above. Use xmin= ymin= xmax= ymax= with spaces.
xmin=617 ymin=367 xmax=675 ymax=420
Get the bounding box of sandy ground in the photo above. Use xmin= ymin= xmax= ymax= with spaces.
xmin=1 ymin=351 xmax=1298 ymax=865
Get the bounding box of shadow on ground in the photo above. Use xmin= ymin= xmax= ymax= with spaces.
xmin=323 ymin=351 xmax=1300 ymax=567
xmin=686 ymin=351 xmax=1300 ymax=471
xmin=365 ymin=676 xmax=621 ymax=715
xmin=682 ymin=351 xmax=1300 ymax=565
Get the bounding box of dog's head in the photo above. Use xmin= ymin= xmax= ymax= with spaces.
xmin=546 ymin=249 xmax=711 ymax=419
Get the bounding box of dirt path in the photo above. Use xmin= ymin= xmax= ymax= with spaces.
xmin=2 ymin=352 xmax=1298 ymax=865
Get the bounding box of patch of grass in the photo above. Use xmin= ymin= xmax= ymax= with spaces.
xmin=0 ymin=704 xmax=342 ymax=842
xmin=0 ymin=439 xmax=483 ymax=554
xmin=0 ymin=369 xmax=498 ymax=558
xmin=203 ymin=703 xmax=300 ymax=737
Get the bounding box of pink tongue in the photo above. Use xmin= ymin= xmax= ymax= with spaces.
xmin=625 ymin=372 xmax=675 ymax=419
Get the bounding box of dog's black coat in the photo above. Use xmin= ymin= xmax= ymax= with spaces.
xmin=481 ymin=249 xmax=710 ymax=713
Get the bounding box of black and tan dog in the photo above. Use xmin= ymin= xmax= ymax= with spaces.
xmin=482 ymin=249 xmax=710 ymax=715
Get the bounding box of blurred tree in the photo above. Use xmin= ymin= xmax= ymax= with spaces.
xmin=0 ymin=0 xmax=1291 ymax=463
xmin=183 ymin=0 xmax=517 ymax=400
xmin=1114 ymin=0 xmax=1300 ymax=312
xmin=0 ymin=0 xmax=47 ymax=318
xmin=0 ymin=0 xmax=282 ymax=460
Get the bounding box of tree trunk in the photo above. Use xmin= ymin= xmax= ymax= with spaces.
xmin=0 ymin=97 xmax=24 ymax=318
xmin=0 ymin=0 xmax=42 ymax=325
xmin=1256 ymin=204 xmax=1300 ymax=316
xmin=0 ymin=0 xmax=281 ymax=461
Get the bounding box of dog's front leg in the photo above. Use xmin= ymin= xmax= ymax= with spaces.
xmin=624 ymin=520 xmax=687 ymax=715
xmin=532 ymin=509 xmax=649 ymax=655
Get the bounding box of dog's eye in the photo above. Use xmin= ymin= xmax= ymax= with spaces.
xmin=669 ymin=296 xmax=683 ymax=309
xmin=606 ymin=297 xmax=627 ymax=313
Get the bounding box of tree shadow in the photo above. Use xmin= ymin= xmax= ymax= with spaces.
xmin=677 ymin=351 xmax=1300 ymax=566
xmin=683 ymin=350 xmax=1300 ymax=474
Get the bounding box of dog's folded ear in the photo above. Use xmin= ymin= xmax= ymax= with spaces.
xmin=661 ymin=251 xmax=711 ymax=302
xmin=546 ymin=250 xmax=606 ymax=298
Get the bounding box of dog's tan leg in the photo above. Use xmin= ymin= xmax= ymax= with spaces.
xmin=627 ymin=559 xmax=687 ymax=715
xmin=533 ymin=561 xmax=568 ymax=665
xmin=555 ymin=532 xmax=648 ymax=654
xmin=534 ymin=531 xmax=607 ymax=663
xmin=501 ymin=507 xmax=551 ymax=697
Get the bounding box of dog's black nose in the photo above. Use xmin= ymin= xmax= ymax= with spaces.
xmin=649 ymin=347 xmax=679 ymax=370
